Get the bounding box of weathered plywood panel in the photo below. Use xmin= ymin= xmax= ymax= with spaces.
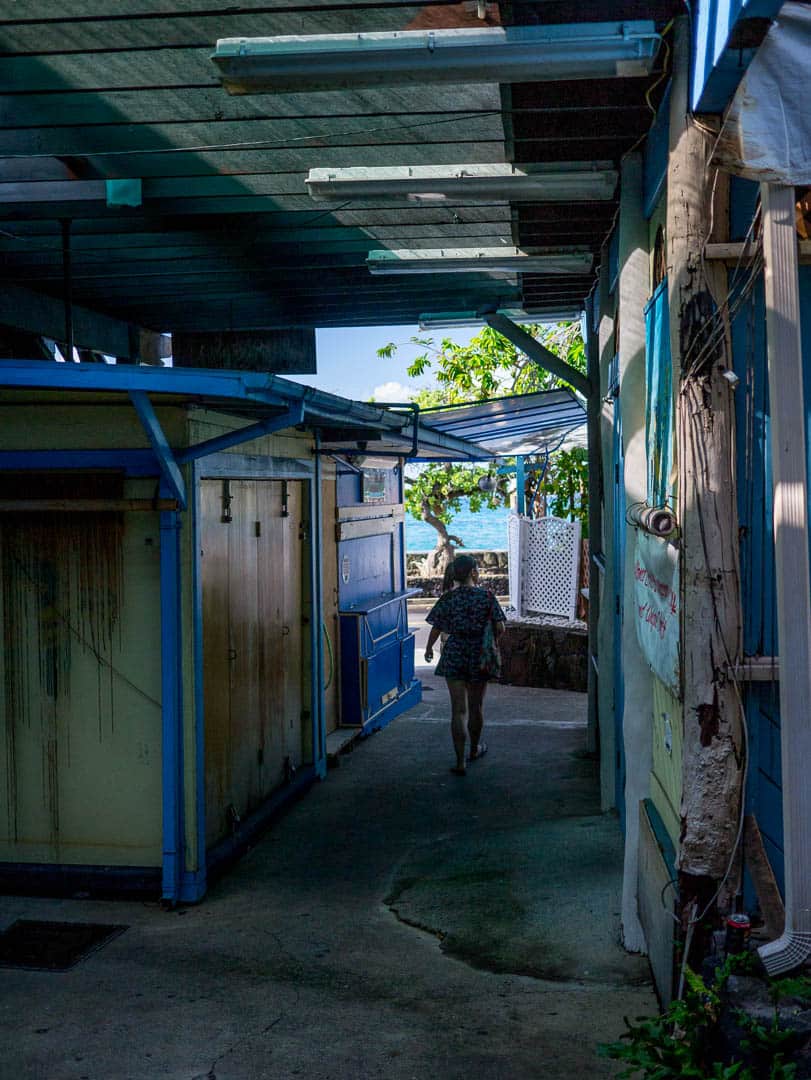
xmin=173 ymin=329 xmax=316 ymax=374
xmin=0 ymin=507 xmax=163 ymax=865
xmin=202 ymin=477 xmax=307 ymax=847
xmin=201 ymin=479 xmax=232 ymax=847
xmin=650 ymin=676 xmax=683 ymax=849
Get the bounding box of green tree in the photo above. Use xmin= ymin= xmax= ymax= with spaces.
xmin=377 ymin=322 xmax=587 ymax=572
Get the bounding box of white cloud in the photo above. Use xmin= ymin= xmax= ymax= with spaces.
xmin=371 ymin=380 xmax=413 ymax=402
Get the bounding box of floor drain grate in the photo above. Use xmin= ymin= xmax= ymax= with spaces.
xmin=0 ymin=920 xmax=128 ymax=971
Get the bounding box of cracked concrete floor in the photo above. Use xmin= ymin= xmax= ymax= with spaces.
xmin=0 ymin=671 xmax=655 ymax=1080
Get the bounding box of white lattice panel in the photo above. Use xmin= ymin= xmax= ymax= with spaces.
xmin=508 ymin=514 xmax=523 ymax=612
xmin=522 ymin=516 xmax=581 ymax=619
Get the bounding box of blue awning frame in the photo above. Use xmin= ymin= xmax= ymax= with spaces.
xmin=417 ymin=387 xmax=587 ymax=460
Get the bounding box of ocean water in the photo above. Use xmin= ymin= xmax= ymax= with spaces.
xmin=405 ymin=500 xmax=510 ymax=552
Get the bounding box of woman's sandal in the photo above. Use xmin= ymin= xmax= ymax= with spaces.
xmin=468 ymin=741 xmax=488 ymax=763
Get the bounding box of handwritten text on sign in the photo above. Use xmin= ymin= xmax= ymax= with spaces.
xmin=633 ymin=532 xmax=680 ymax=696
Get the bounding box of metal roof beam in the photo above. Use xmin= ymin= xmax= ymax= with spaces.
xmin=484 ymin=312 xmax=591 ymax=398
xmin=129 ymin=390 xmax=187 ymax=508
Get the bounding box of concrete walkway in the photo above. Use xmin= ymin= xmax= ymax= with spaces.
xmin=0 ymin=657 xmax=655 ymax=1079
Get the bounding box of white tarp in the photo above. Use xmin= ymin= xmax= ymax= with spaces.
xmin=715 ymin=2 xmax=811 ymax=185
xmin=633 ymin=532 xmax=680 ymax=696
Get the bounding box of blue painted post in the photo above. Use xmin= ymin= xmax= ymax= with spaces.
xmin=159 ymin=501 xmax=184 ymax=903
xmin=516 ymin=455 xmax=526 ymax=515
xmin=311 ymin=437 xmax=327 ymax=779
xmin=187 ymin=464 xmax=208 ymax=901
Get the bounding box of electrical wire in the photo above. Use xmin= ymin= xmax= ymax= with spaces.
xmin=0 ymin=110 xmax=500 ymax=160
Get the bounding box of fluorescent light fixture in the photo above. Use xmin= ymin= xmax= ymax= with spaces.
xmin=367 ymin=248 xmax=593 ymax=276
xmin=306 ymin=163 xmax=618 ymax=203
xmin=213 ymin=22 xmax=660 ymax=94
xmin=418 ymin=308 xmax=583 ymax=330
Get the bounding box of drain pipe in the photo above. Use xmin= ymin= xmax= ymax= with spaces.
xmin=758 ymin=183 xmax=811 ymax=975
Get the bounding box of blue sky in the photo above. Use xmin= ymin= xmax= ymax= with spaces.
xmin=288 ymin=324 xmax=479 ymax=403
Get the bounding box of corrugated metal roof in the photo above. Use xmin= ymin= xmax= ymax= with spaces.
xmin=0 ymin=2 xmax=679 ymax=336
xmin=419 ymin=388 xmax=586 ymax=457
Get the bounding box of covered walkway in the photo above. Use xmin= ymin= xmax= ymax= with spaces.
xmin=0 ymin=669 xmax=653 ymax=1080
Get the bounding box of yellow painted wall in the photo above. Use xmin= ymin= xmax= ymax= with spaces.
xmin=0 ymin=398 xmax=317 ymax=875
xmin=0 ymin=477 xmax=164 ymax=866
xmin=650 ymin=675 xmax=683 ymax=847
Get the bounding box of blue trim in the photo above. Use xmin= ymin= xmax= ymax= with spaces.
xmin=159 ymin=503 xmax=184 ymax=904
xmin=0 ymin=449 xmax=160 ymax=475
xmin=312 ymin=436 xmax=327 ymax=779
xmin=643 ymin=80 xmax=670 ymax=220
xmin=206 ymin=767 xmax=317 ymax=880
xmin=0 ymin=862 xmax=161 ymax=900
xmin=175 ymin=403 xmax=304 ymax=464
xmin=359 ymin=680 xmax=422 ymax=737
xmin=129 ymin=391 xmax=187 ymax=508
xmin=516 ymin=456 xmax=526 ymax=515
xmin=691 ymin=0 xmax=782 ymax=113
xmin=642 ymin=798 xmax=677 ymax=878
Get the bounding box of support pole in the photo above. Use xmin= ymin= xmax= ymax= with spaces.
xmin=60 ymin=219 xmax=74 ymax=361
xmin=160 ymin=503 xmax=184 ymax=904
xmin=758 ymin=183 xmax=811 ymax=975
xmin=667 ymin=17 xmax=743 ymax=905
xmin=585 ymin=291 xmax=602 ymax=757
xmin=484 ymin=313 xmax=592 ymax=397
xmin=515 ymin=455 xmax=526 ymax=515
xmin=311 ymin=432 xmax=327 ymax=779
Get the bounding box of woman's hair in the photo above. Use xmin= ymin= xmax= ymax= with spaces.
xmin=451 ymin=554 xmax=478 ymax=582
xmin=441 ymin=562 xmax=457 ymax=593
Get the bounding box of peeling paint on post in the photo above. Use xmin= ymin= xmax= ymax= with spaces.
xmin=667 ymin=18 xmax=743 ymax=898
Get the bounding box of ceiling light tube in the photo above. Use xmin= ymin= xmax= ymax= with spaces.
xmin=367 ymin=248 xmax=593 ymax=276
xmin=417 ymin=307 xmax=581 ymax=330
xmin=213 ymin=22 xmax=660 ymax=94
xmin=306 ymin=163 xmax=618 ymax=203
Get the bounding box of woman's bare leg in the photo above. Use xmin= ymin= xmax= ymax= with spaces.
xmin=446 ymin=679 xmax=468 ymax=771
xmin=467 ymin=681 xmax=488 ymax=758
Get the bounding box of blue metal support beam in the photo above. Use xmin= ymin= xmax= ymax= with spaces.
xmin=159 ymin=498 xmax=184 ymax=904
xmin=175 ymin=404 xmax=304 ymax=464
xmin=311 ymin=433 xmax=327 ymax=780
xmin=188 ymin=462 xmax=209 ymax=903
xmin=484 ymin=314 xmax=592 ymax=398
xmin=129 ymin=390 xmax=187 ymax=508
xmin=0 ymin=449 xmax=160 ymax=474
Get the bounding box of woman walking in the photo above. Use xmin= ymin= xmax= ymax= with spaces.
xmin=423 ymin=554 xmax=506 ymax=775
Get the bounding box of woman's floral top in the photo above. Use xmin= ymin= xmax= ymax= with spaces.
xmin=426 ymin=586 xmax=506 ymax=682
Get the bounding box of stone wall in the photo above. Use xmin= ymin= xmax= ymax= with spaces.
xmin=405 ymin=549 xmax=508 ymax=575
xmin=407 ymin=549 xmax=509 ymax=598
xmin=499 ymin=621 xmax=588 ymax=692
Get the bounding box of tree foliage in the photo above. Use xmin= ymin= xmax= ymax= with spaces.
xmin=377 ymin=322 xmax=588 ymax=569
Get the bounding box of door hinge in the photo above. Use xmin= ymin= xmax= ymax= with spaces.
xmin=299 ymin=520 xmax=309 ymax=541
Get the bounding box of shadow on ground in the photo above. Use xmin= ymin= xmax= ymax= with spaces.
xmin=0 ymin=672 xmax=655 ymax=1080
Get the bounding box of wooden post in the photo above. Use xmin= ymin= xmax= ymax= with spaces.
xmin=667 ymin=18 xmax=743 ymax=900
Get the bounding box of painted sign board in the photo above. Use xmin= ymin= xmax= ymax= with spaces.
xmin=634 ymin=532 xmax=680 ymax=696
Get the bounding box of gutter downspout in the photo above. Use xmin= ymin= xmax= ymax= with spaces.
xmin=758 ymin=182 xmax=811 ymax=975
